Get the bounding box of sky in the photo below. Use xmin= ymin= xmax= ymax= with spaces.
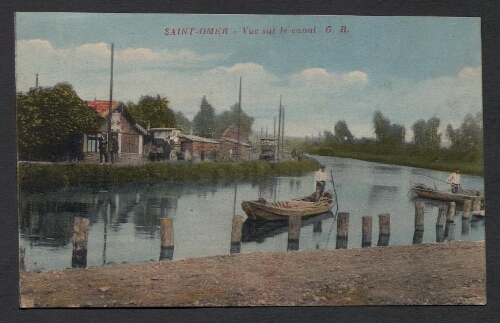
xmin=15 ymin=13 xmax=482 ymax=140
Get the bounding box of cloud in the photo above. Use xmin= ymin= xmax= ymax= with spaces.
xmin=15 ymin=39 xmax=481 ymax=139
xmin=289 ymin=68 xmax=368 ymax=90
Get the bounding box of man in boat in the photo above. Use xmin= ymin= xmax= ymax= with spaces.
xmin=313 ymin=164 xmax=328 ymax=201
xmin=447 ymin=169 xmax=461 ymax=193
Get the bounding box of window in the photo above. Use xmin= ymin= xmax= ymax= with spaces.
xmin=87 ymin=135 xmax=98 ymax=152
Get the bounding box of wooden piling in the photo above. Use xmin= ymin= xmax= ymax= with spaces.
xmin=436 ymin=204 xmax=447 ymax=227
xmin=462 ymin=199 xmax=472 ymax=219
xmin=361 ymin=215 xmax=372 ymax=248
xmin=287 ymin=214 xmax=301 ymax=251
xmin=436 ymin=226 xmax=445 ymax=243
xmin=461 ymin=218 xmax=470 ymax=236
xmin=414 ymin=201 xmax=425 ymax=231
xmin=72 ymin=217 xmax=90 ymax=268
xmin=472 ymin=197 xmax=481 ymax=213
xmin=413 ymin=229 xmax=424 ymax=244
xmin=446 ymin=202 xmax=456 ymax=222
xmin=230 ymin=215 xmax=244 ymax=254
xmin=159 ymin=217 xmax=174 ymax=261
xmin=377 ymin=214 xmax=390 ymax=247
xmin=336 ymin=212 xmax=349 ymax=249
xmin=444 ymin=221 xmax=455 ymax=241
xmin=19 ymin=246 xmax=26 ymax=271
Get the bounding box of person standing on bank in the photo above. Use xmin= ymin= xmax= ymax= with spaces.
xmin=109 ymin=133 xmax=119 ymax=164
xmin=98 ymin=133 xmax=108 ymax=164
xmin=447 ymin=169 xmax=461 ymax=193
xmin=314 ymin=165 xmax=328 ymax=201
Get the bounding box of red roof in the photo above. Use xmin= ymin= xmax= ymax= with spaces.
xmin=85 ymin=100 xmax=121 ymax=117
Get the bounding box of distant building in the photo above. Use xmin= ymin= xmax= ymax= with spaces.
xmin=179 ymin=134 xmax=220 ymax=161
xmin=83 ymin=100 xmax=146 ymax=164
xmin=220 ymin=126 xmax=252 ymax=161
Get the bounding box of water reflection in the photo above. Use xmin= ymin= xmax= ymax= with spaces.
xmin=368 ymin=185 xmax=399 ymax=204
xmin=241 ymin=212 xmax=334 ymax=244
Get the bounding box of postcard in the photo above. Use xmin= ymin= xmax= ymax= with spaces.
xmin=16 ymin=13 xmax=485 ymax=307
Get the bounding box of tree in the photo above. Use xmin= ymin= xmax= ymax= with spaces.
xmin=215 ymin=103 xmax=254 ymax=139
xmin=174 ymin=111 xmax=192 ymax=133
xmin=16 ymin=83 xmax=102 ymax=161
xmin=333 ymin=120 xmax=354 ymax=142
xmin=323 ymin=130 xmax=334 ymax=143
xmin=127 ymin=95 xmax=176 ymax=129
xmin=446 ymin=113 xmax=482 ymax=160
xmin=192 ymin=96 xmax=217 ymax=138
xmin=411 ymin=117 xmax=441 ymax=150
xmin=372 ymin=111 xmax=406 ymax=145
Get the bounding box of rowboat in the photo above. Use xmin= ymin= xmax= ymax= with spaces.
xmin=241 ymin=190 xmax=336 ymax=221
xmin=411 ymin=183 xmax=483 ymax=203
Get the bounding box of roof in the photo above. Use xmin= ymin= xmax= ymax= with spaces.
xmin=149 ymin=128 xmax=181 ymax=131
xmin=85 ymin=100 xmax=122 ymax=117
xmin=222 ymin=138 xmax=252 ymax=147
xmin=180 ymin=134 xmax=220 ymax=144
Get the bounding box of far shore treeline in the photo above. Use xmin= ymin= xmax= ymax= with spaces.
xmin=301 ymin=112 xmax=483 ymax=177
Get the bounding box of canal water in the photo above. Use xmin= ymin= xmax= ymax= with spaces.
xmin=19 ymin=156 xmax=485 ymax=271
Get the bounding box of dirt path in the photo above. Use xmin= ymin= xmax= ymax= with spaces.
xmin=19 ymin=241 xmax=486 ymax=307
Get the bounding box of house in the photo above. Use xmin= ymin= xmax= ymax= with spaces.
xmin=179 ymin=134 xmax=220 ymax=161
xmin=219 ymin=126 xmax=252 ymax=161
xmin=83 ymin=100 xmax=147 ymax=164
xmin=146 ymin=128 xmax=182 ymax=160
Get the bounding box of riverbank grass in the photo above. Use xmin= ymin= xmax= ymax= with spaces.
xmin=18 ymin=159 xmax=321 ymax=191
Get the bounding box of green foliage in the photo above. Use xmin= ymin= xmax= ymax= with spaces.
xmin=373 ymin=111 xmax=406 ymax=146
xmin=18 ymin=159 xmax=321 ymax=191
xmin=446 ymin=113 xmax=483 ymax=162
xmin=127 ymin=95 xmax=176 ymax=129
xmin=192 ymin=96 xmax=217 ymax=138
xmin=174 ymin=111 xmax=192 ymax=133
xmin=16 ymin=83 xmax=103 ymax=161
xmin=215 ymin=103 xmax=254 ymax=139
xmin=333 ymin=120 xmax=354 ymax=142
xmin=411 ymin=117 xmax=441 ymax=151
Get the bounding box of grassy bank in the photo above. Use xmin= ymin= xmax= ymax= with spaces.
xmin=309 ymin=146 xmax=483 ymax=176
xmin=18 ymin=159 xmax=321 ymax=191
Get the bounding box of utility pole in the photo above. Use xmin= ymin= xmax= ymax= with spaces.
xmin=107 ymin=43 xmax=114 ymax=151
xmin=236 ymin=77 xmax=242 ymax=161
xmin=281 ymin=105 xmax=285 ymax=157
xmin=277 ymin=95 xmax=282 ymax=162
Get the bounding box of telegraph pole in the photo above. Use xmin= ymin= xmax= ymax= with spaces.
xmin=107 ymin=43 xmax=114 ymax=151
xmin=236 ymin=77 xmax=242 ymax=161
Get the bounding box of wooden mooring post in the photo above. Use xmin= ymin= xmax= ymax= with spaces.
xmin=72 ymin=217 xmax=90 ymax=268
xmin=462 ymin=199 xmax=472 ymax=219
xmin=472 ymin=197 xmax=482 ymax=216
xmin=436 ymin=204 xmax=446 ymax=242
xmin=336 ymin=212 xmax=349 ymax=249
xmin=230 ymin=215 xmax=244 ymax=254
xmin=461 ymin=218 xmax=470 ymax=236
xmin=445 ymin=221 xmax=455 ymax=241
xmin=446 ymin=202 xmax=456 ymax=222
xmin=361 ymin=216 xmax=372 ymax=248
xmin=377 ymin=214 xmax=390 ymax=246
xmin=413 ymin=201 xmax=425 ymax=244
xmin=159 ymin=217 xmax=174 ymax=261
xmin=287 ymin=214 xmax=301 ymax=251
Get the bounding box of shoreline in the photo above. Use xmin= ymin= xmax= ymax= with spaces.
xmin=20 ymin=240 xmax=486 ymax=307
